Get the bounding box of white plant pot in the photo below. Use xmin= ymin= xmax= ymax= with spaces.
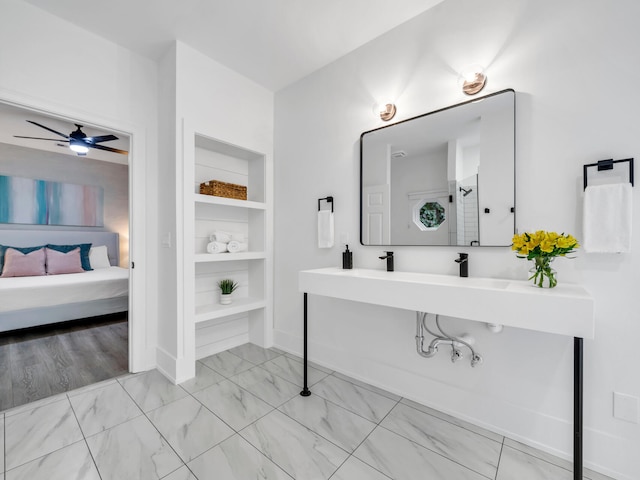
xmin=220 ymin=293 xmax=232 ymax=305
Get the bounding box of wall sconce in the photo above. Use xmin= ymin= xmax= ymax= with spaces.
xmin=373 ymin=102 xmax=397 ymax=121
xmin=460 ymin=65 xmax=487 ymax=95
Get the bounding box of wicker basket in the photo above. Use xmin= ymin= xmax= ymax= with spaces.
xmin=199 ymin=180 xmax=247 ymax=200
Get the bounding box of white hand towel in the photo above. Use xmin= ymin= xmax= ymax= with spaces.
xmin=227 ymin=240 xmax=248 ymax=253
xmin=583 ymin=183 xmax=632 ymax=253
xmin=209 ymin=231 xmax=232 ymax=243
xmin=318 ymin=210 xmax=334 ymax=248
xmin=206 ymin=241 xmax=229 ymax=254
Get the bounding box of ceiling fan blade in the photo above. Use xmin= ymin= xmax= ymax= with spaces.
xmin=26 ymin=120 xmax=69 ymax=139
xmin=14 ymin=136 xmax=70 ymax=142
xmin=84 ymin=134 xmax=118 ymax=144
xmin=89 ymin=143 xmax=129 ymax=155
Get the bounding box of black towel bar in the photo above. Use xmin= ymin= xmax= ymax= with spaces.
xmin=318 ymin=196 xmax=334 ymax=212
xmin=583 ymin=158 xmax=634 ymax=191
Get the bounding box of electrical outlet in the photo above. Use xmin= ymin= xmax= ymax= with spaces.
xmin=613 ymin=392 xmax=639 ymax=423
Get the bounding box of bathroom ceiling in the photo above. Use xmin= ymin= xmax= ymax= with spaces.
xmin=21 ymin=0 xmax=445 ymax=92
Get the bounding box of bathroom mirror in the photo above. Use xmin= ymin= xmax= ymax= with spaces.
xmin=360 ymin=89 xmax=515 ymax=247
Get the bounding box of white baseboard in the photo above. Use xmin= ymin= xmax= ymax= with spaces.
xmin=155 ymin=345 xmax=177 ymax=382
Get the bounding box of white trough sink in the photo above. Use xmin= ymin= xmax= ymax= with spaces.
xmin=299 ymin=267 xmax=594 ymax=339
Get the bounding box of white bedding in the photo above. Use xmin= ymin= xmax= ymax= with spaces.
xmin=0 ymin=266 xmax=129 ymax=313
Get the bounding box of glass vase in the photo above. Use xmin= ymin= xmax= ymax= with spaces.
xmin=529 ymin=257 xmax=557 ymax=288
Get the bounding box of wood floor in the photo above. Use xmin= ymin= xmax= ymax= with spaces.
xmin=0 ymin=313 xmax=128 ymax=410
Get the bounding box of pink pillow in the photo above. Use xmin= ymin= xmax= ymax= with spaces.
xmin=1 ymin=247 xmax=46 ymax=277
xmin=45 ymin=247 xmax=85 ymax=275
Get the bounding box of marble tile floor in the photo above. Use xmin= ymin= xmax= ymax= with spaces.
xmin=0 ymin=343 xmax=616 ymax=480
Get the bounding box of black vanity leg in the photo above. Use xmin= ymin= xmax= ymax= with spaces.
xmin=574 ymin=337 xmax=583 ymax=480
xmin=300 ymin=292 xmax=311 ymax=397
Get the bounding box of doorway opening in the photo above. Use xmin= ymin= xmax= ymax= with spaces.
xmin=0 ymin=100 xmax=134 ymax=409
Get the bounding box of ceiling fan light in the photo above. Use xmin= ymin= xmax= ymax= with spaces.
xmin=69 ymin=140 xmax=89 ymax=154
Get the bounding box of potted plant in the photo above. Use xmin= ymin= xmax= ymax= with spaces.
xmin=218 ymin=279 xmax=239 ymax=305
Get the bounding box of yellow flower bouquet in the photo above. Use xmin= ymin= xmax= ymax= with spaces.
xmin=512 ymin=231 xmax=579 ymax=288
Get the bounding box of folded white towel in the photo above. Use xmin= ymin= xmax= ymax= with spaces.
xmin=227 ymin=241 xmax=248 ymax=253
xmin=209 ymin=231 xmax=232 ymax=243
xmin=206 ymin=241 xmax=229 ymax=254
xmin=318 ymin=210 xmax=334 ymax=248
xmin=583 ymin=183 xmax=632 ymax=253
xmin=209 ymin=231 xmax=246 ymax=243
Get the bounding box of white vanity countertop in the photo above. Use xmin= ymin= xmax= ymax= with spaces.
xmin=299 ymin=267 xmax=594 ymax=339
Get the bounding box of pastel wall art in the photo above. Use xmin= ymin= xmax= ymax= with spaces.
xmin=0 ymin=175 xmax=104 ymax=226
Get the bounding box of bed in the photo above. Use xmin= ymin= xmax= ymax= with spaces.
xmin=0 ymin=230 xmax=129 ymax=333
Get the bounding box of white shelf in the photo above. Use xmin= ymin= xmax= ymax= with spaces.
xmin=194 ymin=193 xmax=266 ymax=210
xmin=195 ymin=297 xmax=267 ymax=323
xmin=195 ymin=252 xmax=266 ymax=263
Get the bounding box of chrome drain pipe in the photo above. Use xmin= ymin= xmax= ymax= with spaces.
xmin=415 ymin=312 xmax=483 ymax=367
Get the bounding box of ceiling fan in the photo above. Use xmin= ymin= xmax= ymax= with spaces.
xmin=14 ymin=120 xmax=128 ymax=156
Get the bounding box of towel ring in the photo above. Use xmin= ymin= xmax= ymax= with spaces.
xmin=583 ymin=158 xmax=634 ymax=191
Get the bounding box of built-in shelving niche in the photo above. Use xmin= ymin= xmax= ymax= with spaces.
xmin=184 ymin=130 xmax=271 ymax=361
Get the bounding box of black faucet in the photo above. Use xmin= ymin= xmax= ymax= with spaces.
xmin=379 ymin=251 xmax=394 ymax=272
xmin=455 ymin=253 xmax=468 ymax=277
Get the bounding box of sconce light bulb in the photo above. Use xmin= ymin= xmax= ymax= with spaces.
xmin=373 ymin=101 xmax=396 ymax=121
xmin=464 ymin=72 xmax=478 ymax=82
xmin=460 ymin=65 xmax=487 ymax=95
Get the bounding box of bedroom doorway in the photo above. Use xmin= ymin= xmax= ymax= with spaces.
xmin=0 ymin=99 xmax=141 ymax=410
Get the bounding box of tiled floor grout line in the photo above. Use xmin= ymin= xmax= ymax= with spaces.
xmin=326 ymin=395 xmax=404 ymax=480
xmin=115 ymin=376 xmax=190 ymax=476
xmin=205 ymin=347 xmax=361 ymax=479
xmin=66 ymin=394 xmax=104 ymax=480
xmin=182 ymin=377 xmax=293 ymax=479
xmin=233 ymin=426 xmax=297 ymax=480
xmin=373 ymin=417 xmax=499 ymax=480
xmin=501 ymin=442 xmax=590 ymax=480
xmin=398 ymin=398 xmax=504 ymax=444
xmin=303 ymin=373 xmax=503 ymax=480
xmin=494 ymin=440 xmax=505 ymax=480
xmin=177 ymin=373 xmax=282 ymax=477
xmin=142 ymin=390 xmax=189 ymax=465
xmin=160 ymin=461 xmax=200 ymax=480
xmin=501 ymin=440 xmax=585 ymax=477
xmin=327 ymin=371 xmax=401 ymax=402
xmin=3 ymin=396 xmax=82 ymax=475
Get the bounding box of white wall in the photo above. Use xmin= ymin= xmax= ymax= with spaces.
xmin=155 ymin=41 xmax=274 ymax=382
xmin=390 ymin=150 xmax=449 ymax=244
xmin=274 ymin=0 xmax=640 ymax=478
xmin=0 ymin=0 xmax=159 ymax=371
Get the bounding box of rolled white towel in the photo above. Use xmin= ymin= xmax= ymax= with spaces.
xmin=209 ymin=231 xmax=232 ymax=243
xmin=206 ymin=241 xmax=229 ymax=254
xmin=227 ymin=241 xmax=248 ymax=253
